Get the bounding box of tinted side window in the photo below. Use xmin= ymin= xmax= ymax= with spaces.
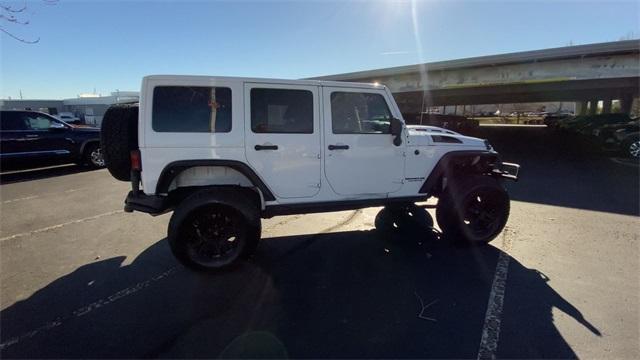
xmin=251 ymin=88 xmax=313 ymax=134
xmin=152 ymin=86 xmax=232 ymax=133
xmin=330 ymin=92 xmax=392 ymax=134
xmin=0 ymin=112 xmax=28 ymax=131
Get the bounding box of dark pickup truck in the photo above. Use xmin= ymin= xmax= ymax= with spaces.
xmin=0 ymin=110 xmax=104 ymax=168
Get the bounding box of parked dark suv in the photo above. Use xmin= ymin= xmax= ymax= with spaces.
xmin=0 ymin=110 xmax=104 ymax=168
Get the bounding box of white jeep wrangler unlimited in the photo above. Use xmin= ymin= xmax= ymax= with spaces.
xmin=101 ymin=75 xmax=519 ymax=271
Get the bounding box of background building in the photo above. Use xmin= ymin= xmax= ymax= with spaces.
xmin=0 ymin=91 xmax=139 ymax=126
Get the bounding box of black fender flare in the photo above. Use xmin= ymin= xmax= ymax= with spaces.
xmin=155 ymin=160 xmax=276 ymax=201
xmin=419 ymin=150 xmax=501 ymax=195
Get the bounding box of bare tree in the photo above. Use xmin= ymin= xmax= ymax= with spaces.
xmin=1 ymin=0 xmax=58 ymax=44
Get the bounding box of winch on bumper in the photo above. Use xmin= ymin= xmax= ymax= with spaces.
xmin=493 ymin=162 xmax=520 ymax=181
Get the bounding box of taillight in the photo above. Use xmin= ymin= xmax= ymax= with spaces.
xmin=130 ymin=150 xmax=141 ymax=171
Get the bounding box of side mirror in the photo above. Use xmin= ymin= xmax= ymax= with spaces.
xmin=390 ymin=117 xmax=403 ymax=146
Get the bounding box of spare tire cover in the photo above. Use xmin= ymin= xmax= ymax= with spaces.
xmin=100 ymin=104 xmax=139 ymax=181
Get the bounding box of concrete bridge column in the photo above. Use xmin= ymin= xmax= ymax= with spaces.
xmin=602 ymin=99 xmax=612 ymax=114
xmin=620 ymin=95 xmax=633 ymax=114
xmin=588 ymin=100 xmax=598 ymax=115
xmin=576 ymin=101 xmax=588 ymax=115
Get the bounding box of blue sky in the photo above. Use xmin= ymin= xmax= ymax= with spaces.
xmin=1 ymin=0 xmax=638 ymax=99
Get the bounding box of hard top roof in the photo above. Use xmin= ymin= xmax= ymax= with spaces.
xmin=143 ymin=75 xmax=387 ymax=90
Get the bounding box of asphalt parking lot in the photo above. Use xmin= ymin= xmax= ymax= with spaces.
xmin=1 ymin=127 xmax=638 ymax=359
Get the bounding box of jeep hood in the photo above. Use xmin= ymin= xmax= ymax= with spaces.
xmin=405 ymin=125 xmax=488 ymax=148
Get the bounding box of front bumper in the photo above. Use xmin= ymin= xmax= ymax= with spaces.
xmin=124 ymin=191 xmax=170 ymax=215
xmin=493 ymin=162 xmax=520 ymax=181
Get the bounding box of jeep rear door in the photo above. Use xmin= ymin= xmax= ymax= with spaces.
xmin=322 ymin=87 xmax=405 ymax=196
xmin=244 ymin=83 xmax=321 ymax=199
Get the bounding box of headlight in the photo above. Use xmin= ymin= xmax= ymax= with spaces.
xmin=484 ymin=139 xmax=493 ymax=151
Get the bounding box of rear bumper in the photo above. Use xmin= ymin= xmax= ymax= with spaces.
xmin=124 ymin=191 xmax=170 ymax=215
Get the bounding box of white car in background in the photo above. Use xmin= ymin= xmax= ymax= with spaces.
xmin=54 ymin=112 xmax=81 ymax=124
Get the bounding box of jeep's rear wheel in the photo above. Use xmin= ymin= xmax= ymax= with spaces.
xmin=436 ymin=176 xmax=509 ymax=244
xmin=168 ymin=189 xmax=261 ymax=271
xmin=179 ymin=205 xmax=246 ymax=268
xmin=100 ymin=104 xmax=139 ymax=181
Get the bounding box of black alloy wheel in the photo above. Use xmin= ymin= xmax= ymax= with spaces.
xmin=181 ymin=205 xmax=246 ymax=268
xmin=460 ymin=188 xmax=504 ymax=239
xmin=436 ymin=175 xmax=509 ymax=244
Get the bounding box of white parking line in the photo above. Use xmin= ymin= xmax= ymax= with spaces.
xmin=63 ymin=188 xmax=84 ymax=193
xmin=2 ymin=195 xmax=39 ymax=204
xmin=1 ymin=186 xmax=92 ymax=204
xmin=0 ymin=210 xmax=124 ymax=243
xmin=476 ymin=250 xmax=511 ymax=360
xmin=0 ymin=266 xmax=179 ymax=351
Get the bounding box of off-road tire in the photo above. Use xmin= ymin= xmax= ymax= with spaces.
xmin=168 ymin=188 xmax=261 ymax=272
xmin=100 ymin=104 xmax=139 ymax=181
xmin=375 ymin=203 xmax=434 ymax=235
xmin=374 ymin=207 xmax=403 ymax=234
xmin=436 ymin=175 xmax=509 ymax=245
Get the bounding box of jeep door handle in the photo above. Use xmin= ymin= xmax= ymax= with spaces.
xmin=328 ymin=144 xmax=349 ymax=150
xmin=255 ymin=144 xmax=278 ymax=151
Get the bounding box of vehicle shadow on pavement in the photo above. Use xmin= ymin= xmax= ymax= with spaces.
xmin=0 ymin=218 xmax=600 ymax=358
xmin=479 ymin=127 xmax=640 ymax=216
xmin=0 ymin=164 xmax=95 ymax=185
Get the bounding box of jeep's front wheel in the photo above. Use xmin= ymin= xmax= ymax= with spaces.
xmin=168 ymin=189 xmax=261 ymax=271
xmin=436 ymin=176 xmax=509 ymax=244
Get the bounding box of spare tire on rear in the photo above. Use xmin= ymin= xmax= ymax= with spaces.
xmin=101 ymin=103 xmax=139 ymax=181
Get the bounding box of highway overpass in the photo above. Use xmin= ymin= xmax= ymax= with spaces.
xmin=312 ymin=40 xmax=640 ymax=115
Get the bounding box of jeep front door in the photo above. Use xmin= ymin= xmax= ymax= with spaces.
xmin=244 ymin=84 xmax=321 ymax=199
xmin=322 ymin=87 xmax=405 ymax=195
